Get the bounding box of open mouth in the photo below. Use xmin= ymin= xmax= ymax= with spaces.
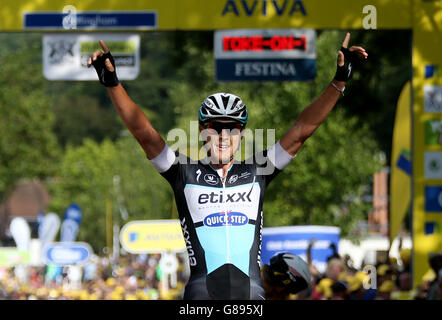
xmin=217 ymin=144 xmax=231 ymax=151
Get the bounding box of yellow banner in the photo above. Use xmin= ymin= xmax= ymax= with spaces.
xmin=120 ymin=220 xmax=186 ymax=253
xmin=0 ymin=0 xmax=412 ymax=31
xmin=412 ymin=0 xmax=442 ymax=290
xmin=389 ymin=81 xmax=411 ymax=245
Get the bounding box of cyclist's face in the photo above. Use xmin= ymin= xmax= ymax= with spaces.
xmin=200 ymin=120 xmax=244 ymax=165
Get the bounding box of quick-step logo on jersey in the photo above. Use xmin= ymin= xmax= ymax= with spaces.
xmin=204 ymin=211 xmax=248 ymax=227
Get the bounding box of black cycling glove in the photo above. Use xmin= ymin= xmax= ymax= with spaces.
xmin=334 ymin=46 xmax=358 ymax=82
xmin=92 ymin=51 xmax=119 ymax=87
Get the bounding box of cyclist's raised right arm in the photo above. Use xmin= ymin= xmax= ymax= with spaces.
xmin=88 ymin=40 xmax=165 ymax=160
xmin=106 ymin=84 xmax=165 ymax=159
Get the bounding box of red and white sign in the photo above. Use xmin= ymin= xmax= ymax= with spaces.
xmin=215 ymin=29 xmax=316 ymax=59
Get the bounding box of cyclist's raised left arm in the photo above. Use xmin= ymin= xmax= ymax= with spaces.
xmin=279 ymin=33 xmax=367 ymax=157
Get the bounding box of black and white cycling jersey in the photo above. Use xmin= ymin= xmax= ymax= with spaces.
xmin=149 ymin=141 xmax=294 ymax=300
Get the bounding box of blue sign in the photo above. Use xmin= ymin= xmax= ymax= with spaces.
xmin=261 ymin=226 xmax=340 ymax=273
xmin=216 ymin=58 xmax=316 ymax=81
xmin=24 ymin=11 xmax=157 ymax=30
xmin=44 ymin=242 xmax=92 ymax=266
xmin=60 ymin=203 xmax=82 ymax=242
xmin=425 ymin=186 xmax=442 ymax=212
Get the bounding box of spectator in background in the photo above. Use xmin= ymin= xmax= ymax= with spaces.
xmin=426 ymin=252 xmax=442 ymax=300
xmin=260 ymin=253 xmax=311 ymax=300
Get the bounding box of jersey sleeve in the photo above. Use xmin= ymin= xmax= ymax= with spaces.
xmin=148 ymin=143 xmax=181 ymax=185
xmin=251 ymin=140 xmax=296 ymax=186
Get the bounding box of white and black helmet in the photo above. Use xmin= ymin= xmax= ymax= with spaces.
xmin=199 ymin=92 xmax=248 ymax=126
xmin=268 ymin=253 xmax=311 ymax=294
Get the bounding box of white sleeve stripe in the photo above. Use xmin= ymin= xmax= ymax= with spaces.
xmin=149 ymin=144 xmax=176 ymax=173
xmin=267 ymin=141 xmax=296 ymax=170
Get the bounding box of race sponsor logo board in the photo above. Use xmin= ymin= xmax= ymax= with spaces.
xmin=424 ymin=85 xmax=442 ymax=113
xmin=424 ymin=119 xmax=442 ymax=145
xmin=424 ymin=151 xmax=442 ymax=179
xmin=24 ymin=11 xmax=157 ymax=30
xmin=424 ymin=186 xmax=442 ymax=212
xmin=0 ymin=248 xmax=30 ymax=268
xmin=261 ymin=226 xmax=340 ymax=273
xmin=214 ymin=29 xmax=316 ymax=81
xmin=120 ymin=220 xmax=186 ymax=253
xmin=43 ymin=33 xmax=140 ymax=80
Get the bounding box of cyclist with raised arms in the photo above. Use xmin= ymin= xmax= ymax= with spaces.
xmin=88 ymin=33 xmax=367 ymax=300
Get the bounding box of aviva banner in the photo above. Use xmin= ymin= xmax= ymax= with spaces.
xmin=1 ymin=0 xmax=412 ymax=31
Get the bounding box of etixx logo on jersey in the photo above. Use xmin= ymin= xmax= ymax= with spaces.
xmin=204 ymin=211 xmax=248 ymax=227
xmin=204 ymin=174 xmax=219 ymax=185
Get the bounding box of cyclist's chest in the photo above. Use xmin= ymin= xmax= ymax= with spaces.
xmin=181 ymin=164 xmax=263 ymax=225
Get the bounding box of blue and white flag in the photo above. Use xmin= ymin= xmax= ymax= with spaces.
xmin=39 ymin=213 xmax=61 ymax=249
xmin=60 ymin=203 xmax=82 ymax=242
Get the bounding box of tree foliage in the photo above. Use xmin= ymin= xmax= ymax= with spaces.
xmin=0 ymin=48 xmax=60 ymax=198
xmin=0 ymin=29 xmax=410 ymax=249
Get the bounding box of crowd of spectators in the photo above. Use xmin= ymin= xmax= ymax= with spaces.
xmin=0 ymin=253 xmax=189 ymax=300
xmin=290 ymin=241 xmax=442 ymax=300
xmin=0 ymin=245 xmax=441 ymax=300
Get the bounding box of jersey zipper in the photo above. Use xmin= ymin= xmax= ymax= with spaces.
xmin=222 ymin=175 xmax=231 ymax=264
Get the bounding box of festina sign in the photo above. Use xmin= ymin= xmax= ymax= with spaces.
xmin=214 ymin=29 xmax=316 ymax=82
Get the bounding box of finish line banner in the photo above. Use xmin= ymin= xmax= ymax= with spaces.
xmin=214 ymin=29 xmax=316 ymax=81
xmin=1 ymin=0 xmax=413 ymax=31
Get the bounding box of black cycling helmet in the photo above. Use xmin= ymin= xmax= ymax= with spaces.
xmin=268 ymin=253 xmax=311 ymax=294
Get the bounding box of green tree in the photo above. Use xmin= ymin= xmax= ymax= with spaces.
xmin=47 ymin=136 xmax=173 ymax=252
xmin=0 ymin=50 xmax=60 ymax=198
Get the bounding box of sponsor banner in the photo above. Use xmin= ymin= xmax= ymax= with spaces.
xmin=214 ymin=29 xmax=316 ymax=59
xmin=261 ymin=226 xmax=340 ymax=273
xmin=24 ymin=11 xmax=157 ymax=30
xmin=43 ymin=242 xmax=92 ymax=266
xmin=424 ymin=119 xmax=442 ymax=146
xmin=390 ymin=82 xmax=412 ymax=243
xmin=1 ymin=0 xmax=413 ymax=31
xmin=120 ymin=220 xmax=186 ymax=254
xmin=214 ymin=29 xmax=316 ymax=82
xmin=215 ymin=58 xmax=316 ymax=81
xmin=43 ymin=33 xmax=140 ymax=81
xmin=424 ymin=85 xmax=442 ymax=113
xmin=424 ymin=152 xmax=442 ymax=179
xmin=424 ymin=186 xmax=442 ymax=212
xmin=0 ymin=248 xmax=30 ymax=268
xmin=412 ymin=0 xmax=442 ymax=289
